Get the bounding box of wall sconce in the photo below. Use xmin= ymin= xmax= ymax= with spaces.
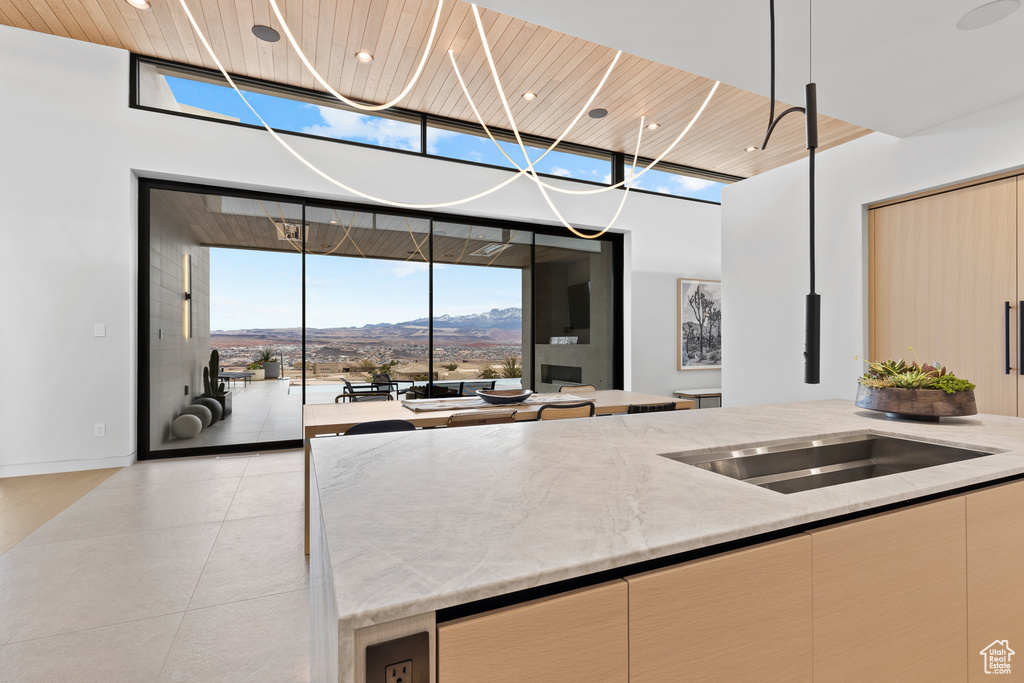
xmin=184 ymin=254 xmax=193 ymax=339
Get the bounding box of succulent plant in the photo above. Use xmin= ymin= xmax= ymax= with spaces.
xmin=203 ymin=349 xmax=225 ymax=396
xmin=857 ymin=350 xmax=971 ymax=393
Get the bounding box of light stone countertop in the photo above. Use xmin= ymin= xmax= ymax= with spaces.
xmin=310 ymin=399 xmax=1024 ymax=634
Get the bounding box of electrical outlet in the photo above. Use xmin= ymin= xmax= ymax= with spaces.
xmin=94 ymin=324 xmax=106 ymax=337
xmin=367 ymin=632 xmax=428 ymax=683
xmin=93 ymin=423 xmax=106 ymax=437
xmin=386 ymin=660 xmax=412 ymax=683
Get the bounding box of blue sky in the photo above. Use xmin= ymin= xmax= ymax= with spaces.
xmin=172 ymin=74 xmax=721 ymax=330
xmin=165 ymin=77 xmax=724 ymax=202
xmin=210 ymin=248 xmax=522 ymax=331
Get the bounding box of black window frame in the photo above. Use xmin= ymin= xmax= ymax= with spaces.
xmin=138 ymin=177 xmax=624 ymax=460
xmin=130 ymin=54 xmax=741 ymax=206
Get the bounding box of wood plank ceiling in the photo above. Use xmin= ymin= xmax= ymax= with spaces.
xmin=153 ymin=188 xmax=539 ymax=267
xmin=0 ymin=0 xmax=871 ymax=178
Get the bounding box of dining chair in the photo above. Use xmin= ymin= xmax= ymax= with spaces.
xmin=537 ymin=401 xmax=595 ymax=420
xmin=558 ymin=384 xmax=597 ymax=392
xmin=345 ymin=419 xmax=416 ymax=436
xmin=627 ymin=402 xmax=677 ymax=414
xmin=459 ymin=380 xmax=497 ymax=396
xmin=447 ymin=409 xmax=517 ymax=427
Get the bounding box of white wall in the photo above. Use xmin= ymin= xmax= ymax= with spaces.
xmin=722 ymin=95 xmax=1024 ymax=407
xmin=0 ymin=25 xmax=720 ymax=476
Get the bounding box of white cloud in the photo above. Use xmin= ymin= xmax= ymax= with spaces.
xmin=303 ymin=106 xmax=422 ymax=151
xmin=550 ymin=166 xmax=572 ymax=177
xmin=674 ymin=176 xmax=716 ymax=192
xmin=387 ymin=261 xmax=430 ymax=278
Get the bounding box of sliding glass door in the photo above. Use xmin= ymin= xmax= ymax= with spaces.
xmin=140 ymin=181 xmax=621 ymax=458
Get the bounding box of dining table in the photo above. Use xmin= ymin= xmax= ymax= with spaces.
xmin=302 ymin=389 xmax=695 ymax=553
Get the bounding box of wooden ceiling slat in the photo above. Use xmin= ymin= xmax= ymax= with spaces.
xmin=1 ymin=0 xmax=871 ymax=177
xmin=310 ymin=0 xmax=335 ymax=88
xmin=55 ymin=0 xmax=103 ymax=42
xmin=367 ymin=0 xmax=419 ymax=106
xmin=519 ymin=49 xmax=645 ymax=140
xmin=440 ymin=12 xmax=518 ymax=120
xmin=0 ymin=1 xmax=33 ymax=30
xmin=367 ymin=0 xmax=424 ymax=106
xmin=337 ymin=0 xmax=372 ymax=102
xmin=351 ymin=0 xmax=388 ymax=98
xmin=19 ymin=0 xmax=68 ymax=35
xmin=421 ymin=7 xmax=492 ymax=117
xmin=229 ymin=0 xmax=260 ymax=78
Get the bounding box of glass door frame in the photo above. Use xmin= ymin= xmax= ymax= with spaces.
xmin=137 ymin=178 xmax=623 ymax=460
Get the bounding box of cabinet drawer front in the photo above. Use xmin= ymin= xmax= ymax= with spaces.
xmin=811 ymin=497 xmax=968 ymax=682
xmin=627 ymin=535 xmax=812 ymax=683
xmin=967 ymin=480 xmax=1024 ymax=683
xmin=437 ymin=580 xmax=627 ymax=683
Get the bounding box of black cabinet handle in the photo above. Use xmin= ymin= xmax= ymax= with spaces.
xmin=1018 ymin=302 xmax=1023 ymax=376
xmin=1006 ymin=301 xmax=1012 ymax=375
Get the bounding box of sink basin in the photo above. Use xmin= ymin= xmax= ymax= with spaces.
xmin=661 ymin=433 xmax=993 ymax=494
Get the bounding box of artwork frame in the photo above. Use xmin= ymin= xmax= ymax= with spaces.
xmin=678 ymin=278 xmax=722 ymax=371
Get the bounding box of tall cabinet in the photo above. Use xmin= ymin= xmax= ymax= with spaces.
xmin=869 ymin=176 xmax=1023 ymax=416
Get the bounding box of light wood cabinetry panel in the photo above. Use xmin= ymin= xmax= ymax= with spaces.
xmin=1018 ymin=178 xmax=1024 ymax=417
xmin=870 ymin=177 xmax=1018 ymax=416
xmin=626 ymin=535 xmax=812 ymax=683
xmin=967 ymin=480 xmax=1024 ymax=682
xmin=437 ymin=580 xmax=627 ymax=683
xmin=810 ymin=497 xmax=968 ymax=682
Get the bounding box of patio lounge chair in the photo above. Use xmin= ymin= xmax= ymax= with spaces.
xmin=335 ymin=379 xmax=394 ymax=403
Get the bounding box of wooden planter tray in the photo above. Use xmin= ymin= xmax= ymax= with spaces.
xmin=854 ymin=385 xmax=977 ymax=421
xmin=401 ymin=393 xmax=587 ymax=412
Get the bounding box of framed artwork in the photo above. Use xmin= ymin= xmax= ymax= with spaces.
xmin=678 ymin=278 xmax=722 ymax=370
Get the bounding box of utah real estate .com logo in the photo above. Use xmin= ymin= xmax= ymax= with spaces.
xmin=980 ymin=640 xmax=1015 ymax=675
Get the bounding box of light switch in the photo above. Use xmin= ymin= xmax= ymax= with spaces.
xmin=94 ymin=324 xmax=106 ymax=337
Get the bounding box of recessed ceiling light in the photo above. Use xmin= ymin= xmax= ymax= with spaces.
xmin=329 ymin=220 xmax=339 ymax=224
xmin=251 ymin=25 xmax=280 ymax=42
xmin=646 ymin=122 xmax=660 ymax=130
xmin=745 ymin=146 xmax=759 ymax=152
xmin=355 ymin=51 xmax=374 ymax=63
xmin=589 ymin=108 xmax=608 ymax=119
xmin=124 ymin=0 xmax=151 ymax=9
xmin=956 ymin=0 xmax=1020 ymax=29
xmin=321 ymin=244 xmax=331 ymax=249
xmin=522 ymin=92 xmax=537 ymax=101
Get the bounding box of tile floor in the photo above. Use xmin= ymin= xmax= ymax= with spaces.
xmin=0 ymin=450 xmax=310 ymax=682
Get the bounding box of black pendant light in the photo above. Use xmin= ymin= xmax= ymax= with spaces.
xmin=760 ymin=0 xmax=820 ymax=384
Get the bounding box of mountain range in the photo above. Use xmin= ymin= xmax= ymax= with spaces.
xmin=211 ymin=308 xmax=523 ymax=345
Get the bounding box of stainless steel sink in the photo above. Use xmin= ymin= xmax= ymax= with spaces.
xmin=661 ymin=433 xmax=993 ymax=494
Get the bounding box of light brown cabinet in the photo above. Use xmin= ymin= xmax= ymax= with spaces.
xmin=436 ymin=481 xmax=1023 ymax=682
xmin=809 ymin=496 xmax=968 ymax=681
xmin=436 ymin=580 xmax=628 ymax=683
xmin=626 ymin=535 xmax=812 ymax=682
xmin=870 ymin=176 xmax=1020 ymax=416
xmin=967 ymin=479 xmax=1024 ymax=682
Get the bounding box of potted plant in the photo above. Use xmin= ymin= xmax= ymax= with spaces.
xmin=246 ymin=360 xmax=265 ymax=381
xmin=855 ymin=349 xmax=976 ymax=421
xmin=257 ymin=347 xmax=281 ymax=379
xmin=199 ymin=349 xmax=232 ymax=419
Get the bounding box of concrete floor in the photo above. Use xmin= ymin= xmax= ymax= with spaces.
xmin=0 ymin=451 xmax=309 ymax=682
xmin=155 ymin=379 xmax=336 ymax=452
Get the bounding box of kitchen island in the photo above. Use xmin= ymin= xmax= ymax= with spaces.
xmin=310 ymin=399 xmax=1024 ymax=682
